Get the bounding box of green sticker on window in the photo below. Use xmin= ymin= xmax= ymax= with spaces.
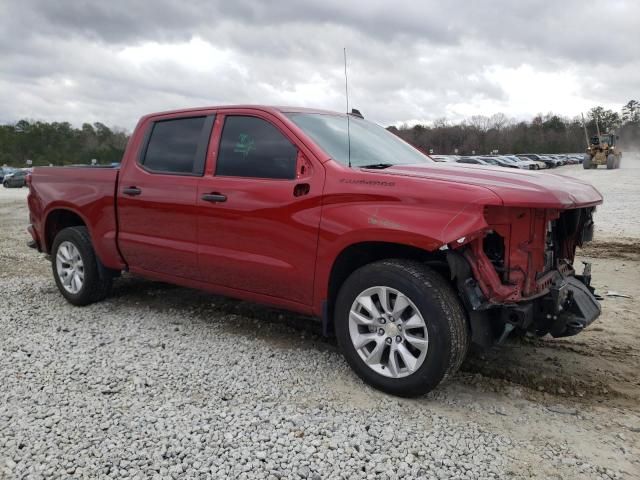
xmin=234 ymin=133 xmax=255 ymax=158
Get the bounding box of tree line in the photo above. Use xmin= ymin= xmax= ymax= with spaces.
xmin=0 ymin=121 xmax=128 ymax=167
xmin=389 ymin=100 xmax=640 ymax=155
xmin=1 ymin=100 xmax=639 ymax=167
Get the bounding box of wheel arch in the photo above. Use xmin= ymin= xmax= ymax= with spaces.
xmin=322 ymin=241 xmax=450 ymax=336
xmin=43 ymin=207 xmax=89 ymax=254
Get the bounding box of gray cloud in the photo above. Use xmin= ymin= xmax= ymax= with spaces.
xmin=1 ymin=0 xmax=639 ymax=129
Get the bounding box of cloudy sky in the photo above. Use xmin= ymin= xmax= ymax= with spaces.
xmin=1 ymin=0 xmax=639 ymax=130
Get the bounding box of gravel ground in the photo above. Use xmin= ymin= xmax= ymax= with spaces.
xmin=1 ymin=161 xmax=639 ymax=479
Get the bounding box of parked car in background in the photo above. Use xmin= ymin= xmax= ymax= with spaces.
xmin=507 ymin=155 xmax=544 ymax=170
xmin=545 ymin=155 xmax=566 ymax=167
xmin=475 ymin=156 xmax=520 ymax=169
xmin=2 ymin=169 xmax=28 ymax=188
xmin=517 ymin=154 xmax=558 ymax=168
xmin=493 ymin=155 xmax=539 ymax=170
xmin=0 ymin=167 xmax=17 ymax=183
xmin=565 ymin=154 xmax=583 ymax=164
xmin=456 ymin=157 xmax=491 ymax=166
xmin=430 ymin=155 xmax=461 ymax=163
xmin=546 ymin=154 xmax=568 ymax=166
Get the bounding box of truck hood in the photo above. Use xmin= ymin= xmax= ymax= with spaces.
xmin=374 ymin=163 xmax=603 ymax=209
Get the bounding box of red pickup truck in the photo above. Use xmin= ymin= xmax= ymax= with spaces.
xmin=27 ymin=106 xmax=603 ymax=396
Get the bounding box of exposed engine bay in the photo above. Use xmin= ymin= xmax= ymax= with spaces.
xmin=448 ymin=206 xmax=600 ymax=345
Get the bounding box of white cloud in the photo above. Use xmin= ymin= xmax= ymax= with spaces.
xmin=1 ymin=0 xmax=639 ymax=130
xmin=444 ymin=65 xmax=611 ymax=120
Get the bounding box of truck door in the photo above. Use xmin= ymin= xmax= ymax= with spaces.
xmin=197 ymin=112 xmax=325 ymax=306
xmin=117 ymin=113 xmax=215 ymax=279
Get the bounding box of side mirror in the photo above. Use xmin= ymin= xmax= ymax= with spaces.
xmin=296 ymin=151 xmax=313 ymax=179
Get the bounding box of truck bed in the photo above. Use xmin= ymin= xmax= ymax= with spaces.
xmin=28 ymin=166 xmax=124 ymax=269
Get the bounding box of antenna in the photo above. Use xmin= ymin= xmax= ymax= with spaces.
xmin=344 ymin=47 xmax=352 ymax=168
xmin=595 ymin=115 xmax=601 ymax=137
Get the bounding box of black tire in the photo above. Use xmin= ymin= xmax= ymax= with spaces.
xmin=51 ymin=226 xmax=113 ymax=306
xmin=607 ymin=154 xmax=615 ymax=170
xmin=582 ymin=154 xmax=592 ymax=169
xmin=2 ymin=181 xmax=8 ymax=188
xmin=334 ymin=259 xmax=469 ymax=397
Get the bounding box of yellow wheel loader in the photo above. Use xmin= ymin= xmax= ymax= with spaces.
xmin=583 ymin=133 xmax=622 ymax=169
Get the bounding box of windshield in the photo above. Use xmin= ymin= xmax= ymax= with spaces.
xmin=286 ymin=113 xmax=432 ymax=167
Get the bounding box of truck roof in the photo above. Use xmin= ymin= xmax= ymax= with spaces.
xmin=140 ymin=105 xmax=344 ymax=120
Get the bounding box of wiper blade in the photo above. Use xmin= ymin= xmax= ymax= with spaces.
xmin=359 ymin=163 xmax=394 ymax=169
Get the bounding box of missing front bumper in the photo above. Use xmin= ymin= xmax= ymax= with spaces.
xmin=497 ymin=272 xmax=602 ymax=339
xmin=539 ymin=275 xmax=601 ymax=337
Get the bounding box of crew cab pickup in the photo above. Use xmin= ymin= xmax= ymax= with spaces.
xmin=27 ymin=106 xmax=603 ymax=396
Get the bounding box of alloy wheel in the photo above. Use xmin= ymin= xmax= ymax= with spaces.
xmin=348 ymin=286 xmax=429 ymax=378
xmin=55 ymin=241 xmax=85 ymax=294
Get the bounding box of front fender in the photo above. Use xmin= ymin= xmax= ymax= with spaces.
xmin=312 ymin=190 xmax=499 ymax=314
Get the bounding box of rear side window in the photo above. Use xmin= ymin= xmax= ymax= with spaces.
xmin=216 ymin=116 xmax=297 ymax=179
xmin=142 ymin=116 xmax=211 ymax=175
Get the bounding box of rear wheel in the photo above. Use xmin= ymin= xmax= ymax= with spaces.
xmin=51 ymin=226 xmax=113 ymax=306
xmin=334 ymin=259 xmax=469 ymax=397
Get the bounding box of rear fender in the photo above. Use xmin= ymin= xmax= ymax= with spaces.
xmin=42 ymin=202 xmax=124 ymax=270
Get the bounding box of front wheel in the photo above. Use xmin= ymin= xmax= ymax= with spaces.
xmin=335 ymin=259 xmax=469 ymax=397
xmin=51 ymin=226 xmax=113 ymax=306
xmin=583 ymin=154 xmax=592 ymax=169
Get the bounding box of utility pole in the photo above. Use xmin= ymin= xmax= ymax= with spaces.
xmin=581 ymin=113 xmax=590 ymax=148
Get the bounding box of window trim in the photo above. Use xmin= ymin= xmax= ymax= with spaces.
xmin=137 ymin=114 xmax=215 ymax=177
xmin=213 ymin=114 xmax=299 ymax=181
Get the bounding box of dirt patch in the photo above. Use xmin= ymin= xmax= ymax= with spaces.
xmin=579 ymin=238 xmax=640 ymax=260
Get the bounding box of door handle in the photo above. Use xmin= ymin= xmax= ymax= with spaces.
xmin=293 ymin=183 xmax=310 ymax=197
xmin=202 ymin=193 xmax=227 ymax=203
xmin=123 ymin=187 xmax=142 ymax=196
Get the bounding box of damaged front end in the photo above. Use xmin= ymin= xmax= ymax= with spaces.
xmin=447 ymin=206 xmax=601 ymax=346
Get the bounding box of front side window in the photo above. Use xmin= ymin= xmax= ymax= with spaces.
xmin=142 ymin=116 xmax=208 ymax=174
xmin=216 ymin=116 xmax=298 ymax=179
